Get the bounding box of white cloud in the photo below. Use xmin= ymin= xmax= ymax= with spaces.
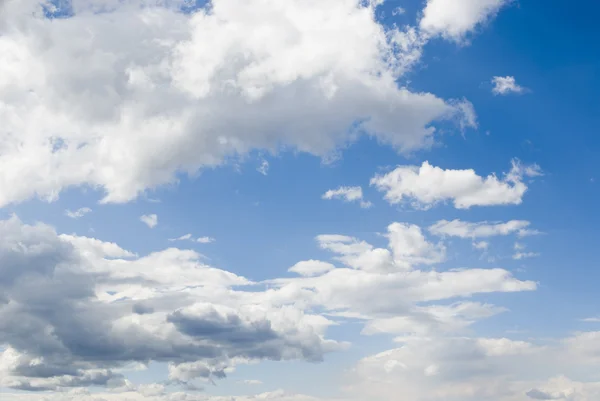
xmin=429 ymin=219 xmax=532 ymax=238
xmin=197 ymin=236 xmax=215 ymax=244
xmin=257 ymin=159 xmax=269 ymax=176
xmin=473 ymin=241 xmax=489 ymax=250
xmin=0 ymin=0 xmax=476 ymax=207
xmin=140 ymin=214 xmax=158 ymax=228
xmin=169 ymin=234 xmax=215 ymax=243
xmin=492 ymin=76 xmax=526 ymax=95
xmin=289 ymin=260 xmax=336 ymax=277
xmin=169 ymin=233 xmax=193 ymax=241
xmin=65 ymin=207 xmax=92 ymax=219
xmin=0 ymin=216 xmax=343 ymax=392
xmin=371 ymin=159 xmax=542 ymax=209
xmin=387 ymin=222 xmax=446 ymax=269
xmin=322 ymin=186 xmax=372 ymax=208
xmin=513 ymin=251 xmax=540 ymax=260
xmin=420 ymin=0 xmax=511 ymax=42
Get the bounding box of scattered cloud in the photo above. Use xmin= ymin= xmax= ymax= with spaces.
xmin=473 ymin=241 xmax=490 ymax=250
xmin=513 ymin=251 xmax=540 ymax=260
xmin=65 ymin=207 xmax=92 ymax=219
xmin=429 ymin=219 xmax=533 ymax=238
xmin=240 ymin=380 xmax=263 ymax=385
xmin=322 ymin=186 xmax=372 ymax=208
xmin=372 ymin=160 xmax=542 ymax=209
xmin=169 ymin=234 xmax=215 ymax=243
xmin=197 ymin=236 xmax=215 ymax=244
xmin=492 ymin=76 xmax=527 ymax=95
xmin=257 ymin=159 xmax=269 ymax=176
xmin=420 ymin=0 xmax=511 ymax=42
xmin=140 ymin=214 xmax=158 ymax=228
xmin=169 ymin=233 xmax=193 ymax=241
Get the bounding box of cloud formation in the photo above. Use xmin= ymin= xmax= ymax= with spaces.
xmin=420 ymin=0 xmax=511 ymax=42
xmin=140 ymin=214 xmax=158 ymax=228
xmin=322 ymin=186 xmax=372 ymax=208
xmin=0 ymin=0 xmax=477 ymax=207
xmin=492 ymin=76 xmax=527 ymax=95
xmin=371 ymin=160 xmax=542 ymax=209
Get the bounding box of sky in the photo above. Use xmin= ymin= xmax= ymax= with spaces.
xmin=0 ymin=0 xmax=600 ymax=400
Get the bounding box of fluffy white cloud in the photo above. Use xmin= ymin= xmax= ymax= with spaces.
xmin=289 ymin=260 xmax=336 ymax=277
xmin=492 ymin=76 xmax=526 ymax=95
xmin=429 ymin=219 xmax=533 ymax=238
xmin=322 ymin=186 xmax=372 ymax=208
xmin=140 ymin=214 xmax=158 ymax=228
xmin=371 ymin=160 xmax=542 ymax=209
xmin=0 ymin=0 xmax=476 ymax=207
xmin=65 ymin=207 xmax=92 ymax=219
xmin=341 ymin=330 xmax=600 ymax=401
xmin=420 ymin=0 xmax=511 ymax=41
xmin=197 ymin=236 xmax=215 ymax=244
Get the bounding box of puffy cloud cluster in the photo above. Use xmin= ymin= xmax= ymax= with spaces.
xmin=0 ymin=216 xmax=342 ymax=392
xmin=0 ymin=0 xmax=483 ymax=208
xmin=0 ymin=216 xmax=537 ymax=393
xmin=371 ymin=160 xmax=542 ymax=209
xmin=420 ymin=0 xmax=512 ymax=42
xmin=492 ymin=76 xmax=527 ymax=95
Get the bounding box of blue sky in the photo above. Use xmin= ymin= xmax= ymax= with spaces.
xmin=1 ymin=0 xmax=600 ymax=400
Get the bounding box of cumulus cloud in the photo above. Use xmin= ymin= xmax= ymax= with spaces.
xmin=322 ymin=186 xmax=372 ymax=208
xmin=429 ymin=219 xmax=533 ymax=238
xmin=140 ymin=214 xmax=158 ymax=228
xmin=65 ymin=207 xmax=92 ymax=219
xmin=371 ymin=159 xmax=542 ymax=209
xmin=420 ymin=0 xmax=511 ymax=42
xmin=0 ymin=0 xmax=477 ymax=208
xmin=492 ymin=76 xmax=527 ymax=95
xmin=0 ymin=216 xmax=342 ymax=392
xmin=341 ymin=332 xmax=600 ymax=401
xmin=197 ymin=236 xmax=215 ymax=244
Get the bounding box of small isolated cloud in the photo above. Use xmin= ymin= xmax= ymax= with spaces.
xmin=257 ymin=159 xmax=269 ymax=176
xmin=65 ymin=207 xmax=92 ymax=219
xmin=197 ymin=236 xmax=215 ymax=244
xmin=140 ymin=214 xmax=158 ymax=228
xmin=169 ymin=234 xmax=215 ymax=243
xmin=169 ymin=234 xmax=193 ymax=242
xmin=372 ymin=160 xmax=542 ymax=209
xmin=581 ymin=317 xmax=600 ymax=323
xmin=392 ymin=6 xmax=406 ymax=16
xmin=473 ymin=241 xmax=489 ymax=250
xmin=322 ymin=186 xmax=372 ymax=208
xmin=513 ymin=251 xmax=540 ymax=260
xmin=240 ymin=380 xmax=263 ymax=385
xmin=492 ymin=76 xmax=527 ymax=95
